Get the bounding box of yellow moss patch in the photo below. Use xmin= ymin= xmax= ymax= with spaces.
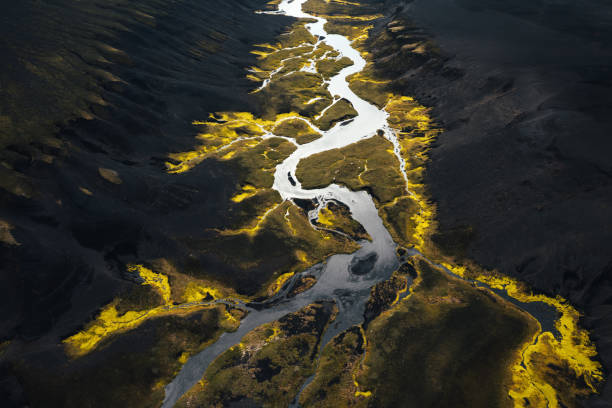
xmin=127 ymin=264 xmax=172 ymax=304
xmin=166 ymin=112 xmax=318 ymax=176
xmin=178 ymin=352 xmax=189 ymax=365
xmin=322 ymin=14 xmax=382 ymax=21
xmin=182 ymin=281 xmax=224 ymax=303
xmin=230 ymin=185 xmax=259 ymax=203
xmin=63 ymin=302 xmax=161 ymax=358
xmin=167 ymin=112 xmax=268 ymax=174
xmin=267 ymin=272 xmax=295 ymax=297
xmin=272 ymin=117 xmax=322 ymax=144
xmin=317 ymin=206 xmax=336 ymax=227
xmin=295 ymin=249 xmax=309 ymax=264
xmin=444 ymin=263 xmax=604 ymax=406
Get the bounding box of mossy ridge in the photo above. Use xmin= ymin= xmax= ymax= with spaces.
xmin=229 ymin=135 xmax=296 ymax=179
xmin=347 ymin=69 xmax=392 ymax=109
xmin=165 ymin=111 xmax=297 ymax=175
xmin=259 ymin=71 xmax=334 ymax=120
xmin=176 ymin=302 xmax=338 ymax=408
xmin=19 ymin=307 xmax=237 ymax=408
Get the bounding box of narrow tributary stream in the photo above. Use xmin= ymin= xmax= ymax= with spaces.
xmin=162 ymin=1 xmax=556 ymax=406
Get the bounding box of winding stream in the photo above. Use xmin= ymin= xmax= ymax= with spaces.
xmin=162 ymin=1 xmax=556 ymax=406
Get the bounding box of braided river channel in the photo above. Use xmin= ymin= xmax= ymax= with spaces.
xmin=162 ymin=0 xmax=556 ymax=405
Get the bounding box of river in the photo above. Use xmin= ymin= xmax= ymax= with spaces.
xmin=161 ymin=0 xmax=556 ymax=406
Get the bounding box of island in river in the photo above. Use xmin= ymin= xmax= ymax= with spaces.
xmin=0 ymin=0 xmax=610 ymax=407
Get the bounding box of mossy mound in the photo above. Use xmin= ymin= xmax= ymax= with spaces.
xmin=298 ymin=326 xmax=367 ymax=408
xmin=355 ymin=257 xmax=539 ymax=408
xmin=272 ymin=118 xmax=322 ymax=144
xmin=16 ymin=306 xmax=240 ymax=408
xmin=314 ymin=98 xmax=358 ymax=131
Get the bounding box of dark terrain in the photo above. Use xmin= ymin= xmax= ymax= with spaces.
xmin=0 ymin=0 xmax=291 ymax=405
xmin=368 ymin=0 xmax=612 ymax=404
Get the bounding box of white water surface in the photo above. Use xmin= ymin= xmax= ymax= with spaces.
xmin=162 ymin=1 xmax=408 ymax=406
